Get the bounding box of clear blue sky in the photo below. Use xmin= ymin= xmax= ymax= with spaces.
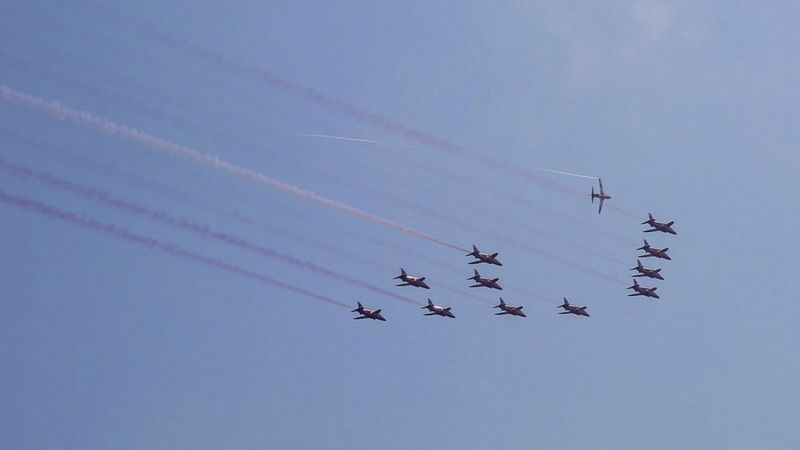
xmin=2 ymin=1 xmax=799 ymax=449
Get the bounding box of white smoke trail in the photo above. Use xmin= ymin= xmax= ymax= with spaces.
xmin=294 ymin=133 xmax=383 ymax=144
xmin=533 ymin=168 xmax=598 ymax=180
xmin=0 ymin=85 xmax=467 ymax=252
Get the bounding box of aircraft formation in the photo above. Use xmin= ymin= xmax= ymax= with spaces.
xmin=627 ymin=212 xmax=678 ymax=301
xmin=352 ymin=179 xmax=678 ymax=322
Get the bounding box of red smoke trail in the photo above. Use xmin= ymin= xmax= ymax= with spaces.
xmin=0 ymin=128 xmax=260 ymax=228
xmin=2 ymin=52 xmax=628 ymax=246
xmin=0 ymin=190 xmax=350 ymax=309
xmin=0 ymin=84 xmax=467 ymax=253
xmin=492 ymin=235 xmax=627 ymax=287
xmin=6 ymin=15 xmax=637 ymax=236
xmin=0 ymin=53 xmax=272 ymax=163
xmin=74 ymin=1 xmax=645 ymax=218
xmin=0 ymin=156 xmax=423 ymax=307
xmin=2 ymin=98 xmax=618 ymax=287
xmin=1 ymin=132 xmax=490 ymax=305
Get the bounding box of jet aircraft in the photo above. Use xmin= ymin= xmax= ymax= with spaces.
xmin=492 ymin=298 xmax=526 ymax=317
xmin=627 ymin=279 xmax=660 ymax=299
xmin=394 ymin=268 xmax=430 ymax=289
xmin=557 ymin=298 xmax=590 ymax=317
xmin=351 ymin=301 xmax=386 ymax=321
xmin=637 ymin=239 xmax=671 ymax=260
xmin=630 ymin=259 xmax=664 ymax=280
xmin=642 ymin=213 xmax=677 ymax=235
xmin=591 ymin=178 xmax=611 ymax=214
xmin=468 ymin=269 xmax=503 ymax=290
xmin=466 ymin=245 xmax=503 ymax=266
xmin=421 ymin=298 xmax=455 ymax=318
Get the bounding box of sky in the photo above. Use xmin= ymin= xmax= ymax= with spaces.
xmin=1 ymin=1 xmax=799 ymax=449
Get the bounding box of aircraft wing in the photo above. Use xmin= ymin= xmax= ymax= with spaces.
xmin=598 ymin=178 xmax=604 ymax=193
xmin=598 ymin=197 xmax=604 ymax=214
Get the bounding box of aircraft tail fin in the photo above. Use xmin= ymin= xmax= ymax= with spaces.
xmin=591 ymin=186 xmax=595 ymax=202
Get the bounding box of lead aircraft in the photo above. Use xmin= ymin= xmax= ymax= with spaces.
xmin=591 ymin=178 xmax=611 ymax=214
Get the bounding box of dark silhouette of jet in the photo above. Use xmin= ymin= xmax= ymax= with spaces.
xmin=351 ymin=301 xmax=386 ymax=321
xmin=492 ymin=298 xmax=526 ymax=317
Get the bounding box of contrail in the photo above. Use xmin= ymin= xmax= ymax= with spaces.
xmin=533 ymin=168 xmax=598 ymax=180
xmin=70 ymin=2 xmax=586 ymax=195
xmin=3 ymin=41 xmax=634 ymax=235
xmin=0 ymin=84 xmax=468 ymax=253
xmin=0 ymin=156 xmax=423 ymax=307
xmin=72 ymin=3 xmax=648 ymax=219
xmin=0 ymin=190 xmax=351 ymax=309
xmin=294 ymin=134 xmax=383 ymax=145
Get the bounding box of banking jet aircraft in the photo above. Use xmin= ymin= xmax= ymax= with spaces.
xmin=351 ymin=301 xmax=386 ymax=321
xmin=637 ymin=239 xmax=671 ymax=260
xmin=492 ymin=298 xmax=526 ymax=317
xmin=468 ymin=269 xmax=503 ymax=290
xmin=642 ymin=213 xmax=677 ymax=235
xmin=394 ymin=268 xmax=430 ymax=289
xmin=591 ymin=178 xmax=612 ymax=214
xmin=627 ymin=279 xmax=660 ymax=299
xmin=630 ymin=259 xmax=664 ymax=280
xmin=466 ymin=244 xmax=503 ymax=266
xmin=421 ymin=298 xmax=455 ymax=318
xmin=557 ymin=298 xmax=590 ymax=317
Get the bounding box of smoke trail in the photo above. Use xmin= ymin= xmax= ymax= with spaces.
xmin=0 ymin=132 xmax=489 ymax=304
xmin=0 ymin=156 xmax=424 ymax=307
xmin=73 ymin=2 xmax=651 ymax=221
xmin=0 ymin=190 xmax=351 ymax=309
xmin=294 ymin=134 xmax=383 ymax=145
xmin=534 ymin=168 xmax=598 ymax=180
xmin=0 ymin=127 xmax=260 ymax=228
xmin=3 ymin=33 xmax=634 ymax=236
xmin=2 ymin=53 xmax=615 ymax=246
xmin=0 ymin=85 xmax=467 ymax=253
xmin=70 ymin=3 xmax=595 ymax=195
